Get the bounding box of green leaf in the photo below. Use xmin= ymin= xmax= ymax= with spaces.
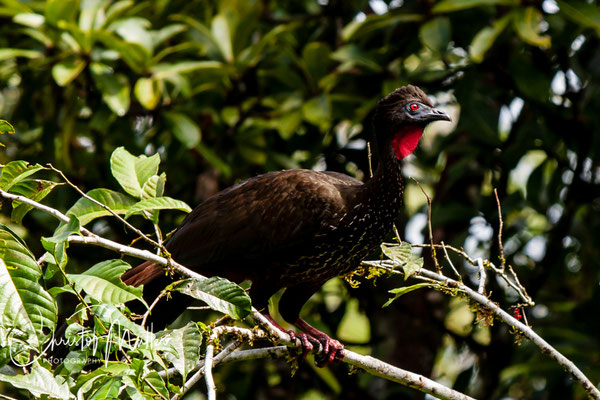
xmin=90 ymin=62 xmax=131 ymax=116
xmin=342 ymin=13 xmax=422 ymax=41
xmin=433 ymin=0 xmax=517 ymax=13
xmin=93 ymin=303 xmax=153 ymax=341
xmin=0 ymin=48 xmax=42 ymax=61
xmin=67 ymin=260 xmax=146 ymax=306
xmin=134 ymin=77 xmax=162 ymax=110
xmin=44 ymin=0 xmax=77 ymax=26
xmin=64 ymin=188 xmax=137 ymax=226
xmin=124 ymin=196 xmax=192 ymax=219
xmin=141 ymin=173 xmax=166 ymax=200
xmin=0 ymin=362 xmax=71 ymax=399
xmin=0 ymin=160 xmax=44 ymax=191
xmin=110 ymin=147 xmax=160 ymax=198
xmin=0 ymin=120 xmax=15 ymax=135
xmin=302 ymin=94 xmax=331 ymax=131
xmin=211 ymin=13 xmax=233 ymax=62
xmin=12 ymin=13 xmax=45 ymax=28
xmin=0 ymin=226 xmax=57 ymax=351
xmin=513 ymin=7 xmax=550 ymax=48
xmin=172 ymin=277 xmax=252 ymax=320
xmin=9 ymin=179 xmax=58 ymax=224
xmin=419 ymin=17 xmax=451 ymax=54
xmin=95 ymin=31 xmax=150 ymax=74
xmin=164 ymin=111 xmax=201 ymax=148
xmin=469 ymin=14 xmax=512 ymax=63
xmin=556 ymin=1 xmax=600 ymax=30
xmin=302 ymin=42 xmax=331 ymax=86
xmin=381 ymin=242 xmax=423 ymax=279
xmin=52 ymin=57 xmax=87 ymax=86
xmin=197 ymin=143 xmax=232 ymax=178
xmin=151 ymin=61 xmax=223 ymax=79
xmin=160 ymin=322 xmax=203 ymax=379
xmin=331 ymin=45 xmax=383 ymax=72
xmin=383 ymin=283 xmax=433 ymax=307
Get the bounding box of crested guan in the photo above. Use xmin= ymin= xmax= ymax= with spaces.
xmin=121 ymin=85 xmax=450 ymax=364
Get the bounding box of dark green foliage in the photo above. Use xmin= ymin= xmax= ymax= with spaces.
xmin=1 ymin=0 xmax=600 ymax=399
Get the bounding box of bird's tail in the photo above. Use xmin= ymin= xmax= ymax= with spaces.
xmin=121 ymin=260 xmax=166 ymax=287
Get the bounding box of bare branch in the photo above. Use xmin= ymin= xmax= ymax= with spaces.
xmin=364 ymin=260 xmax=600 ymax=400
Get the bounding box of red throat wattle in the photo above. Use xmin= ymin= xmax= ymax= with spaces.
xmin=392 ymin=126 xmax=425 ymax=160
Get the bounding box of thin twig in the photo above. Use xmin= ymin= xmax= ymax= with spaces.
xmin=410 ymin=178 xmax=441 ymax=272
xmin=367 ymin=141 xmax=373 ymax=178
xmin=441 ymin=241 xmax=461 ymax=280
xmin=48 ymin=164 xmax=163 ymax=251
xmin=494 ymin=188 xmax=506 ymax=270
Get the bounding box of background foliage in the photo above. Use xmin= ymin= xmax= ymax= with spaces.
xmin=1 ymin=0 xmax=600 ymax=398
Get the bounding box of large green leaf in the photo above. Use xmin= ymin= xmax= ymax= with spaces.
xmin=90 ymin=62 xmax=131 ymax=116
xmin=110 ymin=147 xmax=161 ymax=198
xmin=0 ymin=48 xmax=42 ymax=61
xmin=160 ymin=322 xmax=203 ymax=379
xmin=0 ymin=362 xmax=71 ymax=399
xmin=513 ymin=7 xmax=550 ymax=48
xmin=134 ymin=77 xmax=162 ymax=110
xmin=164 ymin=111 xmax=201 ymax=148
xmin=0 ymin=160 xmax=44 ymax=191
xmin=95 ymin=31 xmax=150 ymax=74
xmin=0 ymin=226 xmax=57 ymax=351
xmin=172 ymin=277 xmax=252 ymax=320
xmin=419 ymin=17 xmax=451 ymax=54
xmin=9 ymin=179 xmax=59 ymax=224
xmin=124 ymin=196 xmax=191 ymax=220
xmin=44 ymin=0 xmax=77 ymax=26
xmin=469 ymin=14 xmax=512 ymax=63
xmin=52 ymin=57 xmax=87 ymax=86
xmin=63 ymin=188 xmax=136 ymax=226
xmin=67 ymin=260 xmax=146 ymax=306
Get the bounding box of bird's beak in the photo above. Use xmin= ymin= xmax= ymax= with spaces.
xmin=423 ymin=106 xmax=451 ymax=123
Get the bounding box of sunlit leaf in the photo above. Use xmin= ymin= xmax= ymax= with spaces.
xmin=63 ymin=188 xmax=136 ymax=226
xmin=67 ymin=260 xmax=146 ymax=306
xmin=0 ymin=362 xmax=71 ymax=398
xmin=124 ymin=196 xmax=191 ymax=220
xmin=52 ymin=57 xmax=87 ymax=86
xmin=0 ymin=226 xmax=57 ymax=351
xmin=110 ymin=147 xmax=160 ymax=198
xmin=172 ymin=277 xmax=252 ymax=320
xmin=160 ymin=322 xmax=203 ymax=379
xmin=0 ymin=161 xmax=44 ymax=191
xmin=134 ymin=77 xmax=162 ymax=110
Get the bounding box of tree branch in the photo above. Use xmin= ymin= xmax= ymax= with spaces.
xmin=364 ymin=259 xmax=600 ymax=400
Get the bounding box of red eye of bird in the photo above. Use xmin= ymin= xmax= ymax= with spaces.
xmin=410 ymin=103 xmax=419 ymax=111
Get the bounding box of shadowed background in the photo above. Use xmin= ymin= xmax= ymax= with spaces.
xmin=1 ymin=0 xmax=599 ymax=398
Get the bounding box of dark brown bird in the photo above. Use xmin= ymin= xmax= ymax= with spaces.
xmin=122 ymin=85 xmax=450 ymax=364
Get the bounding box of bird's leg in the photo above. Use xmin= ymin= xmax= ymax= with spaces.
xmin=293 ymin=317 xmax=345 ymax=366
xmin=278 ymin=284 xmax=345 ymax=366
xmin=261 ymin=314 xmax=318 ymax=359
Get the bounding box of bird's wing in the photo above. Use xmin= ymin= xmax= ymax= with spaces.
xmin=165 ymin=170 xmax=361 ymax=273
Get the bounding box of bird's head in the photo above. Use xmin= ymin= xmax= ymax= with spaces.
xmin=373 ymin=85 xmax=451 ymax=160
